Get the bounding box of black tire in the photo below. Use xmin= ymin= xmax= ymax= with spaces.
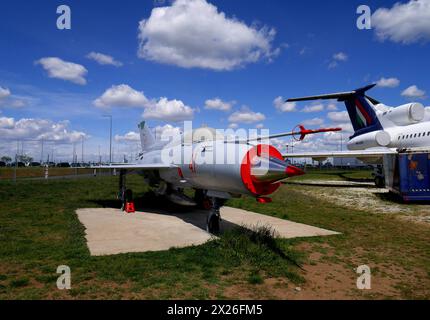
xmin=207 ymin=211 xmax=220 ymax=234
xmin=374 ymin=176 xmax=385 ymax=188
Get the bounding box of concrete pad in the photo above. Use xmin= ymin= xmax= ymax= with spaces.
xmin=220 ymin=207 xmax=340 ymax=239
xmin=76 ymin=208 xmax=214 ymax=256
xmin=76 ymin=207 xmax=339 ymax=256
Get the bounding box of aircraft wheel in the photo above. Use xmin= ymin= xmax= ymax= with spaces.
xmin=374 ymin=176 xmax=385 ymax=188
xmin=206 ymin=210 xmax=220 ymax=234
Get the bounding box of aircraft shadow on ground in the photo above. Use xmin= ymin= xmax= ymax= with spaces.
xmin=89 ymin=193 xmax=240 ymax=234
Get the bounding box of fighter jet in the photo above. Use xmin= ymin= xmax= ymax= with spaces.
xmin=93 ymin=122 xmax=339 ymax=233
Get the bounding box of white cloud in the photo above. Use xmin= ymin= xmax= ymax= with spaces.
xmin=94 ymin=84 xmax=194 ymax=122
xmin=335 ymin=122 xmax=354 ymax=133
xmin=114 ymin=131 xmax=140 ymax=143
xmin=372 ymin=0 xmax=430 ymax=44
xmin=0 ymin=86 xmax=11 ymax=99
xmin=36 ymin=57 xmax=88 ymax=85
xmin=204 ymin=98 xmax=234 ymax=111
xmin=401 ymin=85 xmax=426 ymax=99
xmin=273 ymin=96 xmax=297 ymax=112
xmin=0 ymin=87 xmax=27 ymax=109
xmin=228 ymin=123 xmax=238 ymax=129
xmin=137 ymin=0 xmax=278 ymax=70
xmin=86 ymin=52 xmax=123 ymax=67
xmin=328 ymin=52 xmax=348 ymax=69
xmin=0 ymin=117 xmax=87 ymax=143
xmin=333 ymin=52 xmax=348 ymax=61
xmin=376 ymin=77 xmax=400 ymax=88
xmin=303 ymin=103 xmax=324 ymax=113
xmin=302 ymin=117 xmax=324 ymax=126
xmin=93 ymin=84 xmax=149 ymax=108
xmin=143 ymin=97 xmax=194 ymax=122
xmin=0 ymin=117 xmax=14 ymax=129
xmin=228 ymin=106 xmax=265 ymax=124
xmin=327 ymin=111 xmax=350 ymax=122
xmin=326 ymin=103 xmax=338 ymax=111
xmin=155 ymin=124 xmax=182 ymax=138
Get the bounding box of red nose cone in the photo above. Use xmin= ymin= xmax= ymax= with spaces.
xmin=286 ymin=165 xmax=305 ymax=177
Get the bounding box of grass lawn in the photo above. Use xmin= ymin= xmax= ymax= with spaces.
xmin=0 ymin=170 xmax=429 ymax=299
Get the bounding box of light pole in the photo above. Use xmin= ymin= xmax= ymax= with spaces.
xmin=103 ymin=115 xmax=112 ymax=164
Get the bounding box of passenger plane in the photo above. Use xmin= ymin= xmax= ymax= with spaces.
xmin=283 ymin=84 xmax=430 ymax=185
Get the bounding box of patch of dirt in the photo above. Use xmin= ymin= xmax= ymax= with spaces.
xmin=295 ymin=181 xmax=430 ymax=224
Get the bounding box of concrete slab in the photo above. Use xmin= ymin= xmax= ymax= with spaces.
xmin=220 ymin=207 xmax=340 ymax=239
xmin=76 ymin=207 xmax=339 ymax=256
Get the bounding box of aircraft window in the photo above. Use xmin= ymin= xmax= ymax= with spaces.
xmin=414 ymin=134 xmax=417 ymax=138
xmin=424 ymin=132 xmax=426 ymax=137
xmin=428 ymin=132 xmax=430 ymax=136
xmin=418 ymin=133 xmax=421 ymax=137
xmin=398 ymin=136 xmax=401 ymax=140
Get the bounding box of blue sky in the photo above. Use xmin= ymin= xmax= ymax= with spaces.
xmin=0 ymin=0 xmax=429 ymax=161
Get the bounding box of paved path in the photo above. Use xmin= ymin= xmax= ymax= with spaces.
xmin=76 ymin=207 xmax=340 ymax=256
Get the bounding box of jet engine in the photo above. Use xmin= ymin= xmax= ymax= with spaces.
xmin=385 ymin=103 xmax=425 ymax=126
xmin=347 ymin=130 xmax=391 ymax=150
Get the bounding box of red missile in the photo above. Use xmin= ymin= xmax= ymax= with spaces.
xmin=292 ymin=125 xmax=342 ymax=141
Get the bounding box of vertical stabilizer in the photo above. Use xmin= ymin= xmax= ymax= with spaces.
xmin=138 ymin=121 xmax=155 ymax=151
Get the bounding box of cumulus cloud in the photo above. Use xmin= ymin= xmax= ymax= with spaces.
xmin=273 ymin=96 xmax=297 ymax=112
xmin=155 ymin=124 xmax=182 ymax=138
xmin=0 ymin=86 xmax=11 ymax=99
xmin=326 ymin=103 xmax=338 ymax=111
xmin=333 ymin=52 xmax=348 ymax=61
xmin=302 ymin=117 xmax=324 ymax=126
xmin=93 ymin=84 xmax=149 ymax=108
xmin=401 ymin=85 xmax=426 ymax=99
xmin=143 ymin=97 xmax=194 ymax=122
xmin=94 ymin=84 xmax=195 ymax=122
xmin=303 ymin=103 xmax=324 ymax=113
xmin=0 ymin=117 xmax=87 ymax=143
xmin=137 ymin=0 xmax=278 ymax=70
xmin=372 ymin=0 xmax=430 ymax=44
xmin=36 ymin=57 xmax=88 ymax=85
xmin=328 ymin=52 xmax=348 ymax=69
xmin=114 ymin=131 xmax=140 ymax=143
xmin=0 ymin=117 xmax=14 ymax=129
xmin=0 ymin=86 xmax=27 ymax=109
xmin=376 ymin=77 xmax=400 ymax=88
xmin=228 ymin=123 xmax=238 ymax=129
xmin=327 ymin=111 xmax=350 ymax=122
xmin=204 ymin=98 xmax=234 ymax=111
xmin=228 ymin=106 xmax=265 ymax=124
xmin=86 ymin=52 xmax=123 ymax=67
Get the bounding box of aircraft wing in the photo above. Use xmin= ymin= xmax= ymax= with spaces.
xmin=283 ymin=149 xmax=396 ymax=160
xmin=90 ymin=163 xmax=176 ymax=170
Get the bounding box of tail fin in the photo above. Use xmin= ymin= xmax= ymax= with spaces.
xmin=138 ymin=121 xmax=155 ymax=151
xmin=287 ymin=84 xmax=383 ymax=137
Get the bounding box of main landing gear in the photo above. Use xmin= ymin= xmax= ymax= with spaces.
xmin=194 ymin=190 xmax=225 ymax=234
xmin=118 ymin=169 xmax=133 ymax=211
xmin=206 ymin=198 xmax=222 ymax=234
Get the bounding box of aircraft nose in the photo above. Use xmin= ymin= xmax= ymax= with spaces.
xmin=251 ymin=157 xmax=304 ymax=182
